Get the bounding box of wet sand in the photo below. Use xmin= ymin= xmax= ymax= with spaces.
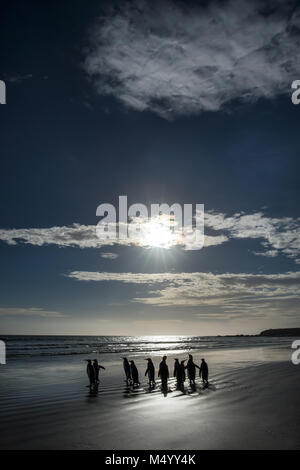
xmin=0 ymin=346 xmax=299 ymax=449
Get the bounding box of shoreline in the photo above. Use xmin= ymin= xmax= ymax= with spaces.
xmin=0 ymin=345 xmax=299 ymax=449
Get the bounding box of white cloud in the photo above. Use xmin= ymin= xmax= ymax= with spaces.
xmin=0 ymin=307 xmax=63 ymax=318
xmin=84 ymin=0 xmax=300 ymax=118
xmin=66 ymin=270 xmax=300 ymax=318
xmin=204 ymin=211 xmax=300 ymax=262
xmin=67 ymin=271 xmax=181 ymax=283
xmin=0 ymin=224 xmax=101 ymax=248
xmin=100 ymin=252 xmax=119 ymax=259
xmin=0 ymin=219 xmax=218 ymax=251
xmin=253 ymin=250 xmax=279 ymax=258
xmin=0 ymin=209 xmax=299 ymax=262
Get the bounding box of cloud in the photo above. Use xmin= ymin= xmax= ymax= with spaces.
xmin=0 ymin=218 xmax=210 ymax=251
xmin=84 ymin=0 xmax=300 ymax=118
xmin=100 ymin=252 xmax=119 ymax=259
xmin=253 ymin=250 xmax=279 ymax=258
xmin=0 ymin=307 xmax=63 ymax=318
xmin=204 ymin=210 xmax=300 ymax=262
xmin=4 ymin=74 xmax=33 ymax=84
xmin=68 ymin=271 xmax=190 ymax=283
xmin=0 ymin=224 xmax=102 ymax=248
xmin=0 ymin=209 xmax=299 ymax=262
xmin=66 ymin=270 xmax=300 ymax=318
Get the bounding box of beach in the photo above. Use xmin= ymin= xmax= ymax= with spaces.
xmin=0 ymin=338 xmax=299 ymax=450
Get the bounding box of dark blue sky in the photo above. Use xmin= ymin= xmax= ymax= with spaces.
xmin=1 ymin=0 xmax=300 ymax=335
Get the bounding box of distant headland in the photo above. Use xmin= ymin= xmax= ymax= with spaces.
xmin=259 ymin=328 xmax=300 ymax=337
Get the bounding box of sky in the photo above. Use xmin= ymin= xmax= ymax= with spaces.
xmin=0 ymin=0 xmax=300 ymax=336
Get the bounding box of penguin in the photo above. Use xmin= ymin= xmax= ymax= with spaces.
xmin=145 ymin=358 xmax=155 ymax=385
xmin=93 ymin=359 xmax=105 ymax=383
xmin=85 ymin=359 xmax=95 ymax=387
xmin=173 ymin=358 xmax=180 ymax=380
xmin=129 ymin=360 xmax=140 ymax=385
xmin=186 ymin=354 xmax=199 ymax=385
xmin=158 ymin=355 xmax=169 ymax=390
xmin=199 ymin=358 xmax=209 ymax=385
xmin=178 ymin=360 xmax=186 ymax=387
xmin=123 ymin=357 xmax=132 ymax=382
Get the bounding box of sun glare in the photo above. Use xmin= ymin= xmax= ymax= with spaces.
xmin=142 ymin=220 xmax=175 ymax=248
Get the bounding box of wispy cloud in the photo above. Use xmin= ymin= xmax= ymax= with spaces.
xmin=84 ymin=0 xmax=300 ymax=118
xmin=0 ymin=307 xmax=63 ymax=318
xmin=204 ymin=211 xmax=300 ymax=263
xmin=0 ymin=224 xmax=102 ymax=248
xmin=253 ymin=250 xmax=279 ymax=258
xmin=0 ymin=220 xmax=221 ymax=250
xmin=0 ymin=209 xmax=299 ymax=262
xmin=100 ymin=252 xmax=119 ymax=259
xmin=66 ymin=270 xmax=300 ymax=318
xmin=4 ymin=73 xmax=33 ymax=84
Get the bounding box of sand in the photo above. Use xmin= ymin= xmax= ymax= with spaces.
xmin=0 ymin=346 xmax=299 ymax=449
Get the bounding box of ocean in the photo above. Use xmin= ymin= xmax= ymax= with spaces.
xmin=0 ymin=334 xmax=298 ymax=450
xmin=1 ymin=335 xmax=293 ymax=358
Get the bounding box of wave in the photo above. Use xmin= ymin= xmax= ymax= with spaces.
xmin=1 ymin=335 xmax=293 ymax=358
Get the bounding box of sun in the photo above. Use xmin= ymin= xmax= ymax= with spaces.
xmin=142 ymin=219 xmax=176 ymax=248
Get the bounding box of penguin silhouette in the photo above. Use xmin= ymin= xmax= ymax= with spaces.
xmin=199 ymin=358 xmax=209 ymax=385
xmin=93 ymin=359 xmax=105 ymax=384
xmin=129 ymin=360 xmax=140 ymax=386
xmin=177 ymin=360 xmax=186 ymax=389
xmin=85 ymin=359 xmax=95 ymax=387
xmin=145 ymin=358 xmax=156 ymax=386
xmin=173 ymin=358 xmax=180 ymax=379
xmin=158 ymin=355 xmax=169 ymax=392
xmin=123 ymin=357 xmax=132 ymax=382
xmin=186 ymin=354 xmax=199 ymax=386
